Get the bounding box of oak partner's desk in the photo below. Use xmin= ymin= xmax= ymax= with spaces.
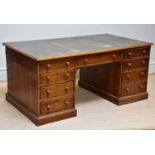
xmin=3 ymin=34 xmax=153 ymax=125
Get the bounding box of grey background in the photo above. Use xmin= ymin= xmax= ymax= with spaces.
xmin=0 ymin=24 xmax=155 ymax=80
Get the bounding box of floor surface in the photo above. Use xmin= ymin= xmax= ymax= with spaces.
xmin=0 ymin=74 xmax=155 ymax=130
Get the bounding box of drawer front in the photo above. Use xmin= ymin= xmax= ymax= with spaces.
xmin=121 ymin=81 xmax=147 ymax=96
xmin=122 ymin=58 xmax=149 ymax=71
xmin=40 ymin=96 xmax=74 ymax=115
xmin=122 ymin=70 xmax=147 ymax=83
xmin=77 ymin=52 xmax=122 ymax=68
xmin=124 ymin=48 xmax=150 ymax=60
xmin=39 ymin=58 xmax=75 ymax=72
xmin=40 ymin=69 xmax=75 ymax=86
xmin=40 ymin=81 xmax=74 ymax=100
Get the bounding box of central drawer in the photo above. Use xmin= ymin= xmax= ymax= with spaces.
xmin=77 ymin=51 xmax=122 ymax=68
xmin=40 ymin=81 xmax=74 ymax=100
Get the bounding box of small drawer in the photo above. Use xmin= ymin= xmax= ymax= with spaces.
xmin=122 ymin=58 xmax=149 ymax=71
xmin=40 ymin=96 xmax=74 ymax=115
xmin=39 ymin=58 xmax=75 ymax=72
xmin=40 ymin=81 xmax=74 ymax=100
xmin=122 ymin=70 xmax=147 ymax=83
xmin=124 ymin=47 xmax=150 ymax=60
xmin=77 ymin=52 xmax=122 ymax=68
xmin=121 ymin=81 xmax=147 ymax=96
xmin=40 ymin=69 xmax=75 ymax=86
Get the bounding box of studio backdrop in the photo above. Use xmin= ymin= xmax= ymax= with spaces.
xmin=0 ymin=24 xmax=155 ymax=80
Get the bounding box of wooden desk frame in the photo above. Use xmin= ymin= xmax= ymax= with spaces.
xmin=3 ymin=34 xmax=153 ymax=126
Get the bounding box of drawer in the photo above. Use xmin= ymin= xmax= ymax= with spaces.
xmin=40 ymin=95 xmax=74 ymax=115
xmin=122 ymin=58 xmax=149 ymax=71
xmin=124 ymin=47 xmax=150 ymax=60
xmin=40 ymin=69 xmax=75 ymax=86
xmin=40 ymin=81 xmax=74 ymax=100
xmin=39 ymin=58 xmax=75 ymax=72
xmin=122 ymin=70 xmax=147 ymax=83
xmin=77 ymin=52 xmax=122 ymax=68
xmin=121 ymin=81 xmax=147 ymax=96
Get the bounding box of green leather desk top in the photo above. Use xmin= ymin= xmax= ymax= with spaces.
xmin=3 ymin=34 xmax=153 ymax=61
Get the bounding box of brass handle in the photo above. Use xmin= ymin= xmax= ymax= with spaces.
xmin=140 ymin=72 xmax=145 ymax=76
xmin=46 ymin=90 xmax=51 ymax=94
xmin=46 ymin=64 xmax=51 ymax=69
xmin=84 ymin=58 xmax=88 ymax=63
xmin=65 ymin=73 xmax=70 ymax=78
xmin=127 ymin=63 xmax=132 ymax=67
xmin=126 ymin=87 xmax=130 ymax=92
xmin=126 ymin=74 xmax=131 ymax=79
xmin=142 ymin=60 xmax=146 ymax=64
xmin=128 ymin=52 xmax=133 ymax=56
xmin=65 ymin=62 xmax=70 ymax=67
xmin=47 ymin=105 xmax=51 ymax=109
xmin=65 ymin=87 xmax=69 ymax=91
xmin=139 ymin=85 xmax=144 ymax=89
xmin=46 ymin=76 xmax=51 ymax=80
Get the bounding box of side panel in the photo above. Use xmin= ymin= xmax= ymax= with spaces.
xmin=6 ymin=48 xmax=39 ymax=115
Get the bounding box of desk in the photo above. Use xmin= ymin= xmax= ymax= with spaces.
xmin=3 ymin=34 xmax=153 ymax=125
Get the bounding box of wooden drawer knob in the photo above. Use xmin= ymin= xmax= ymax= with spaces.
xmin=46 ymin=90 xmax=51 ymax=94
xmin=143 ymin=50 xmax=147 ymax=54
xmin=142 ymin=60 xmax=146 ymax=64
xmin=127 ymin=63 xmax=132 ymax=67
xmin=65 ymin=73 xmax=70 ymax=78
xmin=65 ymin=87 xmax=69 ymax=91
xmin=84 ymin=58 xmax=88 ymax=63
xmin=113 ymin=54 xmax=117 ymax=59
xmin=140 ymin=72 xmax=145 ymax=76
xmin=46 ymin=76 xmax=51 ymax=80
xmin=139 ymin=85 xmax=144 ymax=89
xmin=126 ymin=74 xmax=131 ymax=79
xmin=127 ymin=52 xmax=133 ymax=56
xmin=65 ymin=62 xmax=70 ymax=67
xmin=46 ymin=105 xmax=51 ymax=109
xmin=65 ymin=101 xmax=70 ymax=105
xmin=126 ymin=87 xmax=130 ymax=92
xmin=46 ymin=64 xmax=51 ymax=69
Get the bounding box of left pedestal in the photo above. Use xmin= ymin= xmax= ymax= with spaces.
xmin=5 ymin=47 xmax=77 ymax=126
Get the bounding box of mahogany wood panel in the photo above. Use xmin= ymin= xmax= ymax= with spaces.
xmin=6 ymin=48 xmax=39 ymax=115
xmin=79 ymin=62 xmax=122 ymax=97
